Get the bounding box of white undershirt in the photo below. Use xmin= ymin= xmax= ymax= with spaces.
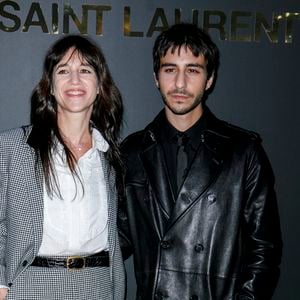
xmin=38 ymin=129 xmax=109 ymax=256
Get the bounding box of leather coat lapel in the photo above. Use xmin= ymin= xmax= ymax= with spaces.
xmin=140 ymin=131 xmax=175 ymax=236
xmin=167 ymin=131 xmax=225 ymax=231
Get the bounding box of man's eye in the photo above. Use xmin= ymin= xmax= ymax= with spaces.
xmin=164 ymin=68 xmax=175 ymax=73
xmin=188 ymin=69 xmax=200 ymax=74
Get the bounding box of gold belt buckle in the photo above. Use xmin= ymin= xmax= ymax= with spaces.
xmin=66 ymin=256 xmax=85 ymax=270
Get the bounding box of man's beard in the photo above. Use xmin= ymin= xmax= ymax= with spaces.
xmin=161 ymin=88 xmax=203 ymax=115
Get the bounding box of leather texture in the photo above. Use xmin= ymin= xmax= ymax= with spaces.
xmin=118 ymin=107 xmax=282 ymax=300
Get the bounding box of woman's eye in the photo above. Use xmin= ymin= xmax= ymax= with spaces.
xmin=80 ymin=68 xmax=92 ymax=74
xmin=57 ymin=69 xmax=68 ymax=74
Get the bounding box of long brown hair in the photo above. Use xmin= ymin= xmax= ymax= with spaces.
xmin=30 ymin=35 xmax=123 ymax=194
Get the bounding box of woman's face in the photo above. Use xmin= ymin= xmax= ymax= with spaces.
xmin=52 ymin=47 xmax=99 ymax=120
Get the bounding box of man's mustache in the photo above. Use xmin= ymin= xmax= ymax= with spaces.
xmin=167 ymin=88 xmax=193 ymax=97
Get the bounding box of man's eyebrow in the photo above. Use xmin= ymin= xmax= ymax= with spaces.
xmin=160 ymin=63 xmax=177 ymax=68
xmin=186 ymin=63 xmax=205 ymax=69
xmin=160 ymin=63 xmax=205 ymax=69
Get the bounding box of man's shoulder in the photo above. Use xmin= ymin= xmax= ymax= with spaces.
xmin=205 ymin=109 xmax=261 ymax=144
xmin=212 ymin=120 xmax=261 ymax=142
xmin=121 ymin=129 xmax=149 ymax=154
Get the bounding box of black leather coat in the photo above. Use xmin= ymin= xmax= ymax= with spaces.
xmin=118 ymin=108 xmax=282 ymax=300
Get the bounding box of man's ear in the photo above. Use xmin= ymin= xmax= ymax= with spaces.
xmin=205 ymin=73 xmax=214 ymax=91
xmin=153 ymin=72 xmax=159 ymax=88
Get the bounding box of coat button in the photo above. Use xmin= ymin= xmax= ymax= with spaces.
xmin=155 ymin=291 xmax=165 ymax=299
xmin=207 ymin=194 xmax=216 ymax=204
xmin=194 ymin=243 xmax=204 ymax=253
xmin=8 ymin=283 xmax=12 ymax=287
xmin=190 ymin=296 xmax=198 ymax=300
xmin=160 ymin=240 xmax=171 ymax=249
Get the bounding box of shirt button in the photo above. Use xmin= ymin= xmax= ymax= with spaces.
xmin=194 ymin=243 xmax=204 ymax=253
xmin=160 ymin=240 xmax=171 ymax=249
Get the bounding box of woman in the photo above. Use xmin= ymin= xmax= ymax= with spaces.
xmin=0 ymin=35 xmax=125 ymax=299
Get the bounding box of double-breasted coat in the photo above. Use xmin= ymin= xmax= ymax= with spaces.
xmin=118 ymin=108 xmax=282 ymax=300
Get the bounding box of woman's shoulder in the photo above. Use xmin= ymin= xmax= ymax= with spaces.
xmin=0 ymin=125 xmax=32 ymax=146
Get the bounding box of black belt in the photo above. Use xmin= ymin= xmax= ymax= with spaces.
xmin=31 ymin=251 xmax=109 ymax=270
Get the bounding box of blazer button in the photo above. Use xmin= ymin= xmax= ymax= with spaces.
xmin=194 ymin=243 xmax=204 ymax=253
xmin=22 ymin=260 xmax=28 ymax=267
xmin=160 ymin=240 xmax=171 ymax=249
xmin=8 ymin=283 xmax=12 ymax=287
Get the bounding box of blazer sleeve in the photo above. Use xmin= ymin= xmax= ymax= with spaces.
xmin=0 ymin=138 xmax=8 ymax=286
xmin=235 ymin=141 xmax=282 ymax=299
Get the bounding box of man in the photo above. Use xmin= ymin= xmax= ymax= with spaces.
xmin=118 ymin=23 xmax=282 ymax=300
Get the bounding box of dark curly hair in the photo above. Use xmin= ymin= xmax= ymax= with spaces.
xmin=153 ymin=23 xmax=219 ymax=80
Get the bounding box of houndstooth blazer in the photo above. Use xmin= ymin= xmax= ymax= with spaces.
xmin=0 ymin=126 xmax=125 ymax=299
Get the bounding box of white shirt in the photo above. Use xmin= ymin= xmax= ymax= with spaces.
xmin=38 ymin=129 xmax=109 ymax=256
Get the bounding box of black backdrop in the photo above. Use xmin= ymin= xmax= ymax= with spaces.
xmin=0 ymin=1 xmax=299 ymax=299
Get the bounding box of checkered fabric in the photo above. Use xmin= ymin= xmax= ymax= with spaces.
xmin=7 ymin=265 xmax=111 ymax=300
xmin=0 ymin=126 xmax=125 ymax=300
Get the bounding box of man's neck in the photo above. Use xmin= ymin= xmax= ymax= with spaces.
xmin=165 ymin=106 xmax=203 ymax=132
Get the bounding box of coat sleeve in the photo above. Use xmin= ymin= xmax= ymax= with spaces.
xmin=117 ymin=139 xmax=135 ymax=261
xmin=235 ymin=141 xmax=282 ymax=299
xmin=117 ymin=188 xmax=134 ymax=261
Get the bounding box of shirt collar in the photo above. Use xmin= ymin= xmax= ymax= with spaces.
xmin=92 ymin=128 xmax=109 ymax=152
xmin=157 ymin=108 xmax=207 ymax=149
xmin=53 ymin=128 xmax=109 ymax=154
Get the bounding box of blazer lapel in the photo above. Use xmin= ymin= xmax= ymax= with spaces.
xmin=21 ymin=142 xmax=44 ymax=252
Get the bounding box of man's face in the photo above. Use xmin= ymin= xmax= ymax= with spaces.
xmin=155 ymin=47 xmax=213 ymax=119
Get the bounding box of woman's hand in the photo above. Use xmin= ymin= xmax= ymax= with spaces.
xmin=0 ymin=288 xmax=8 ymax=300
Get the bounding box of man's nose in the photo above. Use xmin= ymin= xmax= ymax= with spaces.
xmin=175 ymin=71 xmax=186 ymax=89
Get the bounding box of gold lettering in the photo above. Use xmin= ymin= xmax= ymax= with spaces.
xmin=22 ymin=2 xmax=48 ymax=33
xmin=231 ymin=11 xmax=252 ymax=42
xmin=174 ymin=8 xmax=181 ymax=24
xmin=192 ymin=9 xmax=199 ymax=25
xmin=63 ymin=3 xmax=87 ymax=34
xmin=203 ymin=10 xmax=227 ymax=40
xmin=0 ymin=0 xmax=20 ymax=32
xmin=146 ymin=8 xmax=169 ymax=37
xmin=83 ymin=5 xmax=111 ymax=36
xmin=123 ymin=6 xmax=143 ymax=37
xmin=51 ymin=3 xmax=58 ymax=34
xmin=174 ymin=8 xmax=199 ymax=25
xmin=255 ymin=13 xmax=280 ymax=43
xmin=285 ymin=12 xmax=300 ymax=43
